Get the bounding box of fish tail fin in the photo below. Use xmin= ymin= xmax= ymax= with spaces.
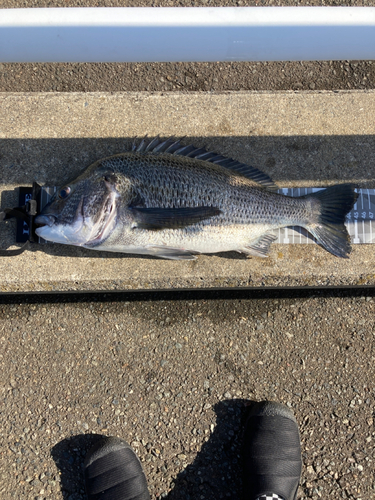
xmin=305 ymin=184 xmax=358 ymax=258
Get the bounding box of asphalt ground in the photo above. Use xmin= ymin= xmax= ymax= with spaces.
xmin=1 ymin=289 xmax=375 ymax=500
xmin=1 ymin=3 xmax=375 ymax=500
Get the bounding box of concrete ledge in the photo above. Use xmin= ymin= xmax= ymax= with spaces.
xmin=1 ymin=91 xmax=374 ymax=292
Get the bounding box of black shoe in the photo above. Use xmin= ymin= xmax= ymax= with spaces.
xmin=242 ymin=401 xmax=302 ymax=500
xmin=84 ymin=437 xmax=151 ymax=500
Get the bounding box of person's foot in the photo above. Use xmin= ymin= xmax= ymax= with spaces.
xmin=84 ymin=437 xmax=150 ymax=500
xmin=242 ymin=401 xmax=302 ymax=500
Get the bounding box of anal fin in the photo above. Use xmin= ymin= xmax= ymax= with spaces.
xmin=243 ymin=234 xmax=277 ymax=257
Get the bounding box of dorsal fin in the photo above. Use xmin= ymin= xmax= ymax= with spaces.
xmin=132 ymin=137 xmax=276 ymax=190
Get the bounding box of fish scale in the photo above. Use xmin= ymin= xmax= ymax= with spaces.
xmin=102 ymin=154 xmax=306 ymax=225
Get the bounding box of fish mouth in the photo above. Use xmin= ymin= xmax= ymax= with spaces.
xmin=35 ymin=197 xmax=85 ymax=243
xmin=35 ymin=213 xmax=84 ymax=243
xmin=34 ymin=214 xmax=56 ymax=228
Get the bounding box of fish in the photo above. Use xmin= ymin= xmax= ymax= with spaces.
xmin=35 ymin=137 xmax=358 ymax=260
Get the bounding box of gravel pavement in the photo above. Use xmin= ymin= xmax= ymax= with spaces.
xmin=1 ymin=2 xmax=375 ymax=500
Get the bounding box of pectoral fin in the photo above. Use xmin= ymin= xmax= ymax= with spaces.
xmin=147 ymin=245 xmax=198 ymax=260
xmin=131 ymin=206 xmax=221 ymax=230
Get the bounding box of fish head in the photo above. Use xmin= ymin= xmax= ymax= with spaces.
xmin=35 ymin=164 xmax=120 ymax=246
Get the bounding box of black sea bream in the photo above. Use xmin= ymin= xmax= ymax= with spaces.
xmin=35 ymin=138 xmax=358 ymax=260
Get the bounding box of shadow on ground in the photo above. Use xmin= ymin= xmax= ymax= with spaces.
xmin=51 ymin=399 xmax=253 ymax=500
xmin=2 ymin=134 xmax=374 ymax=258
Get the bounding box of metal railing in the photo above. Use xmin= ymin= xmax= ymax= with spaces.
xmin=1 ymin=7 xmax=375 ymax=63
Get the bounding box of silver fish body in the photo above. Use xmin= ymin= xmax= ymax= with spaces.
xmin=35 ymin=138 xmax=358 ymax=260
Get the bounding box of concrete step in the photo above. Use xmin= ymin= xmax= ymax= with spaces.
xmin=0 ymin=90 xmax=374 ymax=292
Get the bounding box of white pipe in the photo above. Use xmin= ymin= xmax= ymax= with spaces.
xmin=0 ymin=7 xmax=375 ymax=63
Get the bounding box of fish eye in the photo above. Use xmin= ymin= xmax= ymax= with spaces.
xmin=103 ymin=173 xmax=115 ymax=183
xmin=59 ymin=186 xmax=71 ymax=199
xmin=102 ymin=170 xmax=116 ymax=183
